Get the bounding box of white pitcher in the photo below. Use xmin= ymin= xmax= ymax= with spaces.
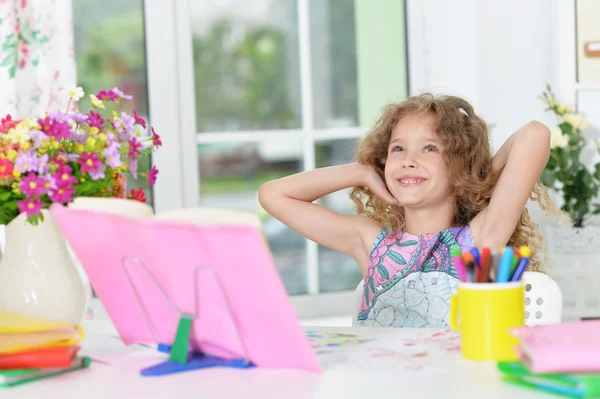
xmin=0 ymin=209 xmax=86 ymax=324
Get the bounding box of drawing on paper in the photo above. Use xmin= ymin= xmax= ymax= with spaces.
xmin=305 ymin=329 xmax=462 ymax=374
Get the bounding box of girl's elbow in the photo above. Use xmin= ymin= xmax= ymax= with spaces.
xmin=527 ymin=120 xmax=551 ymax=141
xmin=524 ymin=120 xmax=551 ymax=154
xmin=258 ymin=182 xmax=274 ymax=209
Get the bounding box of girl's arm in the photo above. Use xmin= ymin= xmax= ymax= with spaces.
xmin=470 ymin=120 xmax=551 ymax=249
xmin=258 ymin=163 xmax=397 ymax=271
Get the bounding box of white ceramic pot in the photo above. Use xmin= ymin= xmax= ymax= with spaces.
xmin=0 ymin=209 xmax=86 ymax=324
xmin=544 ymin=224 xmax=600 ymax=321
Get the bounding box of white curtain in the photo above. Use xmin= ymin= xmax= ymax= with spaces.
xmin=0 ymin=0 xmax=77 ymax=117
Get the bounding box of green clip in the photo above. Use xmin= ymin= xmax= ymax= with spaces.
xmin=169 ymin=313 xmax=194 ymax=364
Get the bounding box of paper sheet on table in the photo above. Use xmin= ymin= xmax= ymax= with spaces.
xmin=305 ymin=329 xmax=463 ymax=374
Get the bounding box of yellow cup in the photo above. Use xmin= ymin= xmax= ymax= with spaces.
xmin=450 ymin=281 xmax=524 ymax=361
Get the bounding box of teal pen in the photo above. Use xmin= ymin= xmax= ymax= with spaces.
xmin=496 ymin=246 xmax=514 ymax=283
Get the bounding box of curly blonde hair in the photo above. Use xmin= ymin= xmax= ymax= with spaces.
xmin=349 ymin=93 xmax=562 ymax=271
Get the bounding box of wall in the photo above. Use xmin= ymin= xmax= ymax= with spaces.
xmin=407 ymin=0 xmax=560 ymax=152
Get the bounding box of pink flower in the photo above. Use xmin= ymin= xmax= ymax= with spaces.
xmin=0 ymin=115 xmax=20 ymax=133
xmin=19 ymin=173 xmax=46 ymax=196
xmin=0 ymin=158 xmax=13 ymax=178
xmin=87 ymin=111 xmax=105 ymax=129
xmin=79 ymin=152 xmax=102 ymax=175
xmin=37 ymin=115 xmax=72 ymax=140
xmin=96 ymin=89 xmax=118 ymax=101
xmin=147 ymin=165 xmax=158 ymax=186
xmin=132 ymin=110 xmax=146 ymax=128
xmin=17 ymin=197 xmax=43 ymax=218
xmin=127 ymin=137 xmax=142 ymax=160
xmin=49 ymin=183 xmax=76 ymax=203
xmin=53 ymin=165 xmax=77 ymax=186
xmin=151 ymin=127 xmax=162 ymax=148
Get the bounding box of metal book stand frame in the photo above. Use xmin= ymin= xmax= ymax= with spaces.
xmin=119 ymin=254 xmax=254 ymax=376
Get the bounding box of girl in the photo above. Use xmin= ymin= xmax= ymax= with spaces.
xmin=258 ymin=93 xmax=558 ymax=328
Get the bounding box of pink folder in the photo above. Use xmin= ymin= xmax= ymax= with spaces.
xmin=49 ymin=204 xmax=321 ymax=372
xmin=511 ymin=320 xmax=600 ymax=373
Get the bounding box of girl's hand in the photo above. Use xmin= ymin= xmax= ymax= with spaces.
xmin=359 ymin=164 xmax=400 ymax=206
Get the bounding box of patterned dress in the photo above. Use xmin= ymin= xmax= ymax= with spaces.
xmin=357 ymin=225 xmax=474 ymax=328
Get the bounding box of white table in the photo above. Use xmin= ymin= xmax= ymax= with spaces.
xmin=3 ymin=320 xmax=553 ymax=399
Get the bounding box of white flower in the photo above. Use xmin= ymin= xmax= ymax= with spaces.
xmin=550 ymin=126 xmax=568 ymax=149
xmin=556 ymin=103 xmax=573 ymax=114
xmin=63 ymin=85 xmax=84 ymax=101
xmin=562 ymin=113 xmax=589 ymax=131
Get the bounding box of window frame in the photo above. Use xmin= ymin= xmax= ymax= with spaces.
xmin=143 ymin=0 xmax=408 ymax=318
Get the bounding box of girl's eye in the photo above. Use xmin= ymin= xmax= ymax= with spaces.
xmin=391 ymin=146 xmax=404 ymax=153
xmin=424 ymin=145 xmax=438 ymax=153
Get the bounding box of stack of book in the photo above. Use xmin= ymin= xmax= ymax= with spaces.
xmin=498 ymin=320 xmax=600 ymax=398
xmin=0 ymin=310 xmax=90 ymax=388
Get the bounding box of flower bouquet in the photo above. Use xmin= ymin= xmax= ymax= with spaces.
xmin=0 ymin=86 xmax=161 ymax=225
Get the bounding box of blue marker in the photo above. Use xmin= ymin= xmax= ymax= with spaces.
xmin=496 ymin=246 xmax=514 ymax=283
xmin=469 ymin=247 xmax=481 ymax=269
xmin=510 ymin=246 xmax=531 ymax=281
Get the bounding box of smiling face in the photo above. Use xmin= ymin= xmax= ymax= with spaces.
xmin=384 ymin=112 xmax=454 ymax=209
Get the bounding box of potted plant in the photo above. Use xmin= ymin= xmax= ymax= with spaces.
xmin=538 ymin=85 xmax=600 ymax=321
xmin=539 ymin=85 xmax=595 ymax=228
xmin=0 ymin=86 xmax=162 ymax=323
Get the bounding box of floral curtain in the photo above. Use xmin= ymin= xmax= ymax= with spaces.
xmin=0 ymin=0 xmax=77 ymax=117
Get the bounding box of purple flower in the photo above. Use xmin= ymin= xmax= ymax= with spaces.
xmin=47 ymin=109 xmax=70 ymax=122
xmin=103 ymin=144 xmax=122 ymax=169
xmin=43 ymin=173 xmax=57 ymax=191
xmin=71 ymin=129 xmax=89 ymax=143
xmin=58 ymin=151 xmax=79 ymax=163
xmin=15 ymin=151 xmax=39 ymax=173
xmin=37 ymin=154 xmax=49 ymax=174
xmin=111 ymin=87 xmax=133 ymax=100
xmin=28 ymin=130 xmax=48 ymax=149
xmin=128 ymin=159 xmax=138 ymax=179
xmin=120 ymin=112 xmax=136 ymax=135
xmin=88 ymin=163 xmax=106 ymax=180
xmin=69 ymin=113 xmax=89 ymax=124
xmin=105 ymin=132 xmax=117 ymax=144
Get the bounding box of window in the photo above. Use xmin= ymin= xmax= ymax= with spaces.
xmin=72 ymin=0 xmax=152 ymax=204
xmin=144 ymin=0 xmax=409 ymax=316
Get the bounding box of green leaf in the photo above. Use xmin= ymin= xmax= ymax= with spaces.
xmin=540 ymin=169 xmax=556 ymax=188
xmin=388 ymin=251 xmax=407 ymax=265
xmin=368 ymin=276 xmax=375 ymax=293
xmin=0 ymin=203 xmax=19 ymax=225
xmin=396 ymin=239 xmax=418 ymax=247
xmin=376 ymin=265 xmax=390 ymax=280
xmin=364 ymin=289 xmax=370 ymax=306
xmin=594 ymin=164 xmax=600 ymax=181
xmin=0 ymin=191 xmax=12 ymax=201
xmin=7 ymin=64 xmax=16 ymax=79
xmin=559 ymin=122 xmax=573 ymax=135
